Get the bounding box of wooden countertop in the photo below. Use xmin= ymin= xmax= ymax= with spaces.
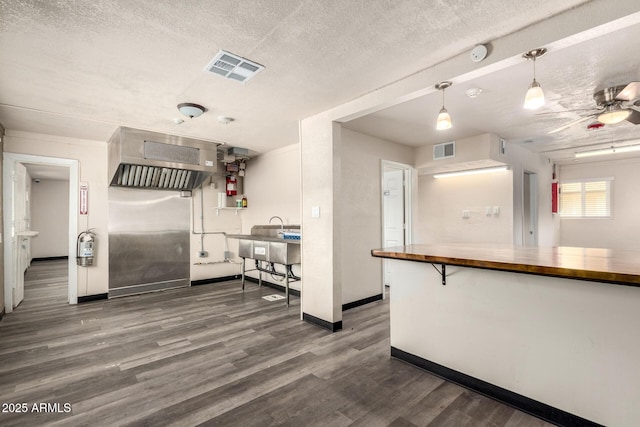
xmin=371 ymin=243 xmax=640 ymax=287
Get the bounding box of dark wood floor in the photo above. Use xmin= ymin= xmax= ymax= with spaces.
xmin=0 ymin=260 xmax=552 ymax=426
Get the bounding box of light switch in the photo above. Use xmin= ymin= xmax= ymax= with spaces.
xmin=485 ymin=206 xmax=492 ymax=216
xmin=493 ymin=206 xmax=500 ymax=215
xmin=462 ymin=210 xmax=470 ymax=218
xmin=312 ymin=206 xmax=320 ymax=218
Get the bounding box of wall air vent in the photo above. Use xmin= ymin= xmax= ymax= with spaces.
xmin=434 ymin=141 xmax=455 ymax=160
xmin=204 ymin=50 xmax=265 ymax=83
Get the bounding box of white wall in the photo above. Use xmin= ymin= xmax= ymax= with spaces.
xmin=415 ymin=137 xmax=557 ymax=246
xmin=242 ymin=144 xmax=301 ymax=230
xmin=417 ymin=169 xmax=513 ymax=244
xmin=559 ymin=157 xmax=640 ymax=250
xmin=189 ymin=180 xmax=243 ymax=281
xmin=415 ymin=134 xmax=513 ymax=244
xmin=31 ymin=179 xmax=69 ymax=258
xmin=340 ymin=128 xmax=413 ymax=305
xmin=4 ymin=130 xmax=108 ymax=297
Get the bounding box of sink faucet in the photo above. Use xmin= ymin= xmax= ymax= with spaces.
xmin=269 ymin=216 xmax=284 ymax=230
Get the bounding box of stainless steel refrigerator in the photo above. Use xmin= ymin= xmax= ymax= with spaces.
xmin=108 ymin=187 xmax=190 ymax=297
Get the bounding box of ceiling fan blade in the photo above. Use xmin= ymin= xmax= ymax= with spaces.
xmin=535 ymin=108 xmax=596 ymax=116
xmin=548 ymin=114 xmax=597 ymax=134
xmin=625 ymin=109 xmax=640 ymax=124
xmin=615 ymin=82 xmax=640 ymax=101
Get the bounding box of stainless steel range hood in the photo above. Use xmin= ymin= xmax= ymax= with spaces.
xmin=108 ymin=127 xmax=218 ymax=191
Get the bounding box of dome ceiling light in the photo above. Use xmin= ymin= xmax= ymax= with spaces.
xmin=177 ymin=103 xmax=206 ymax=119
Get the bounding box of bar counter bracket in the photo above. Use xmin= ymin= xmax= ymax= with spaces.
xmin=431 ymin=263 xmax=447 ymax=286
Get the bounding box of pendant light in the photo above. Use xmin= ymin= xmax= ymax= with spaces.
xmin=436 ymin=81 xmax=452 ymax=130
xmin=522 ymin=48 xmax=547 ymax=110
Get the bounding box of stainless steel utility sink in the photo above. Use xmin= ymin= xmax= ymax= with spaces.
xmin=227 ymin=224 xmax=301 ymax=306
xmin=227 ymin=224 xmax=301 ymax=265
xmin=235 ymin=237 xmax=300 ymax=265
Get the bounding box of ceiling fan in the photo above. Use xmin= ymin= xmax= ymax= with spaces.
xmin=548 ymin=81 xmax=640 ymax=134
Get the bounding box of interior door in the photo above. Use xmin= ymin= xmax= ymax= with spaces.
xmin=383 ymin=168 xmax=405 ymax=286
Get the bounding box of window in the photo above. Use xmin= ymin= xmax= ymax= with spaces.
xmin=559 ymin=178 xmax=612 ymax=218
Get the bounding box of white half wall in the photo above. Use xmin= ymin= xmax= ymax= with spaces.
xmin=389 ymin=259 xmax=640 ymax=426
xmin=559 ymin=157 xmax=640 ymax=250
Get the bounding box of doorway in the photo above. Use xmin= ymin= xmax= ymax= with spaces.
xmin=523 ymin=171 xmax=538 ymax=246
xmin=3 ymin=153 xmax=78 ymax=313
xmin=381 ymin=160 xmax=412 ymax=295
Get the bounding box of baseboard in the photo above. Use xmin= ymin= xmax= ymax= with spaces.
xmin=0 ymin=308 xmax=4 ymax=322
xmin=191 ymin=275 xmax=241 ymax=286
xmin=245 ymin=277 xmax=301 ymax=297
xmin=78 ymin=293 xmax=108 ymax=303
xmin=109 ymin=279 xmax=189 ymax=298
xmin=390 ymin=347 xmax=603 ymax=427
xmin=33 ymin=256 xmax=69 ymax=262
xmin=342 ymin=293 xmax=383 ymax=311
xmin=303 ymin=312 xmax=342 ymax=332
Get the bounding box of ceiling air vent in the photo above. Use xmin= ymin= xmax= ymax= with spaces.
xmin=434 ymin=141 xmax=455 ymax=160
xmin=204 ymin=50 xmax=265 ymax=83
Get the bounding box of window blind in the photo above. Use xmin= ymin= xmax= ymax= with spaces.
xmin=559 ymin=178 xmax=611 ymax=218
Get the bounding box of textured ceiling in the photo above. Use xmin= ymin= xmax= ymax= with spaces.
xmin=344 ymin=17 xmax=640 ymax=164
xmin=1 ymin=0 xmax=639 ymax=167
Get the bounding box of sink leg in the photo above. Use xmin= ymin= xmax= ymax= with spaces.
xmin=241 ymin=257 xmax=246 ymax=291
xmin=258 ymin=262 xmax=262 ymax=287
xmin=285 ymin=267 xmax=290 ymax=307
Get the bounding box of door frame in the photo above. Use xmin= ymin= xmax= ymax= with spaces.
xmin=3 ymin=153 xmax=78 ymax=313
xmin=523 ymin=170 xmax=538 ymax=246
xmin=380 ymin=160 xmax=413 ymax=297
